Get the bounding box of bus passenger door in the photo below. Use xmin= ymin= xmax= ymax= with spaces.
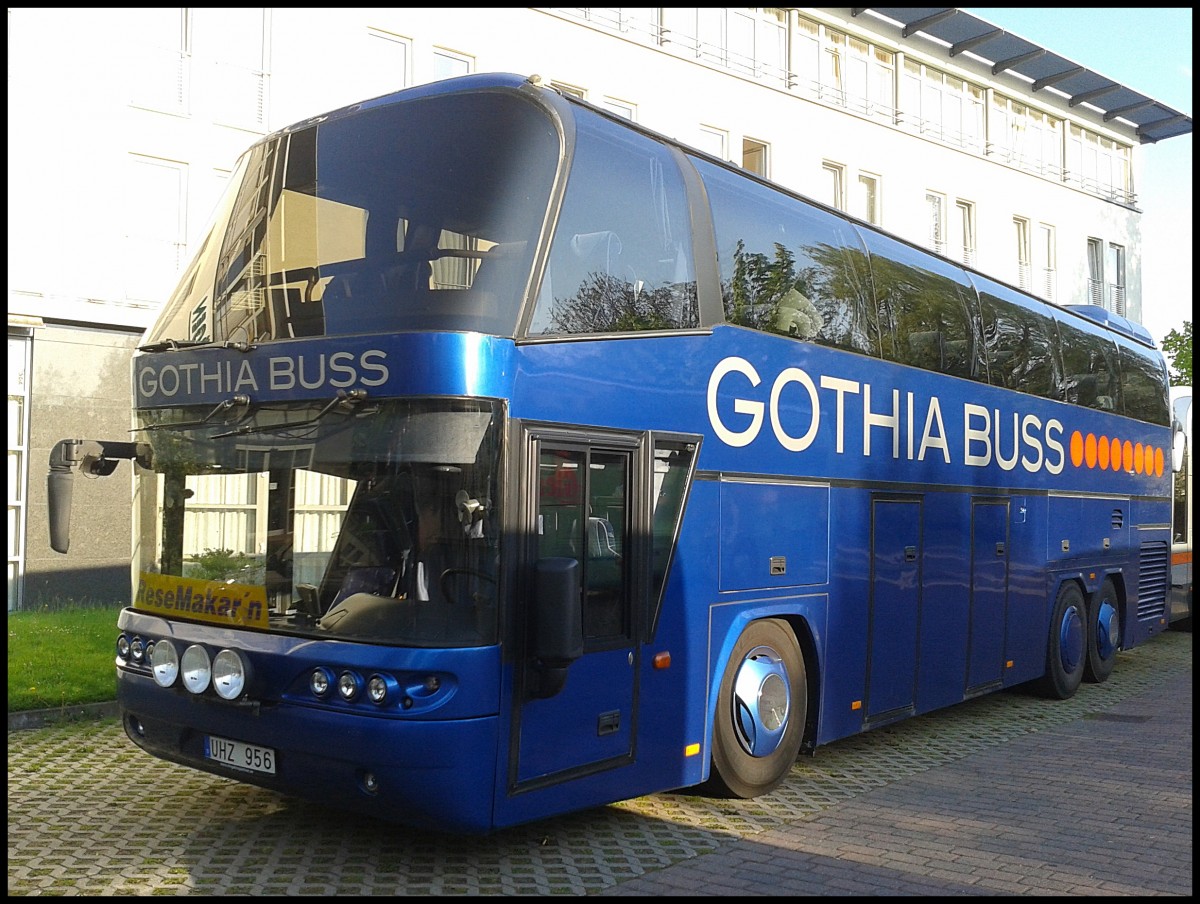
xmin=514 ymin=437 xmax=639 ymax=786
xmin=966 ymin=499 xmax=1010 ymax=693
xmin=866 ymin=497 xmax=921 ymax=721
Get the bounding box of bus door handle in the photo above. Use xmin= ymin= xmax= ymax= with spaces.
xmin=904 ymin=546 xmax=916 ymax=562
xmin=996 ymin=542 xmax=1006 ymax=556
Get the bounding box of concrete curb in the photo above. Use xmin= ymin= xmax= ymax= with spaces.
xmin=8 ymin=701 xmax=120 ymax=732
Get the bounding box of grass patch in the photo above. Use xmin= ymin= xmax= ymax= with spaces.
xmin=8 ymin=605 xmax=123 ymax=711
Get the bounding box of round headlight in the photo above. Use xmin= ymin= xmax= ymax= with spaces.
xmin=309 ymin=667 xmax=333 ymax=697
xmin=181 ymin=644 xmax=212 ymax=694
xmin=367 ymin=675 xmax=389 ymax=705
xmin=212 ymin=649 xmax=247 ymax=700
xmin=116 ymin=634 xmax=130 ymax=660
xmin=150 ymin=640 xmax=180 ymax=687
xmin=129 ymin=636 xmax=146 ymax=663
xmin=337 ymin=671 xmax=362 ymax=702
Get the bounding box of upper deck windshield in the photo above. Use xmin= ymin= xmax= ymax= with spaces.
xmin=133 ymin=397 xmax=503 ymax=647
xmin=147 ymin=86 xmax=560 ymax=345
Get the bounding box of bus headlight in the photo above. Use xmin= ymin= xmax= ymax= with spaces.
xmin=212 ymin=649 xmax=248 ymax=700
xmin=150 ymin=640 xmax=180 ymax=687
xmin=367 ymin=674 xmax=394 ymax=705
xmin=116 ymin=634 xmax=131 ymax=660
xmin=309 ymin=667 xmax=334 ymax=698
xmin=337 ymin=670 xmax=363 ymax=702
xmin=181 ymin=644 xmax=212 ymax=694
xmin=129 ymin=636 xmax=146 ymax=664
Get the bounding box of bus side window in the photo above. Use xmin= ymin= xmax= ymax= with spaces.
xmin=692 ymin=155 xmax=877 ymax=357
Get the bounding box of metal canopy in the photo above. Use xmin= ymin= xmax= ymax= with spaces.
xmin=850 ymin=8 xmax=1192 ymax=144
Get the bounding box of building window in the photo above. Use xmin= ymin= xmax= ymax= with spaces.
xmin=431 ymin=48 xmax=472 ymax=81
xmin=7 ymin=332 xmax=31 ymax=611
xmin=363 ymin=29 xmax=410 ymax=97
xmin=955 ymin=200 xmax=975 ymax=267
xmin=1036 ymin=223 xmax=1056 ymax=301
xmin=855 ymin=172 xmax=880 ymax=225
xmin=126 ymin=156 xmax=188 ymax=303
xmin=1087 ymin=237 xmax=1104 ymax=306
xmin=1014 ymin=217 xmax=1032 ymax=291
xmin=196 ymin=7 xmax=269 ymax=130
xmin=697 ymin=125 xmax=728 ymax=160
xmin=1066 ymin=124 xmax=1133 ymax=204
xmin=129 ymin=7 xmax=191 ymax=115
xmin=926 ymin=191 xmax=946 ymax=255
xmin=1107 ymin=242 xmax=1126 ymax=316
xmin=603 ymin=97 xmax=636 ymax=120
xmin=990 ymin=94 xmax=1063 ymax=179
xmin=900 ymin=59 xmax=984 ymax=150
xmin=551 ymin=81 xmax=587 ymax=100
xmin=662 ymin=8 xmax=787 ymax=85
xmin=823 ymin=162 xmax=846 ymax=211
xmin=742 ymin=138 xmax=769 ymax=177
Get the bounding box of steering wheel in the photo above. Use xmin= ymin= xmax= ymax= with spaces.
xmin=439 ymin=568 xmax=496 ymax=605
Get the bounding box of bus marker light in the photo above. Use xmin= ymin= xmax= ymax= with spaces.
xmin=1006 ymin=660 xmax=1014 ymax=669
xmin=653 ymin=651 xmax=671 ymax=669
xmin=684 ymin=743 xmax=700 ymax=757
xmin=851 ymin=700 xmax=862 ymax=710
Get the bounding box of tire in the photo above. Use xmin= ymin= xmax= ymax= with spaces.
xmin=701 ymin=618 xmax=806 ymax=799
xmin=1084 ymin=578 xmax=1120 ymax=684
xmin=1037 ymin=581 xmax=1087 ymax=699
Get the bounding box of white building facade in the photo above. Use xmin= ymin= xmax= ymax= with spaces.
xmin=6 ymin=7 xmax=1192 ymax=608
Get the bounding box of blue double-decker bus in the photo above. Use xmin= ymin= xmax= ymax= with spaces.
xmin=48 ymin=73 xmax=1174 ymax=833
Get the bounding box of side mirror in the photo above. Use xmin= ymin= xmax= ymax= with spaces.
xmin=530 ymin=556 xmax=583 ymax=698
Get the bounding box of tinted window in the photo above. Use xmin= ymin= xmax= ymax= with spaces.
xmin=973 ymin=274 xmax=1062 ymax=400
xmin=1117 ymin=341 xmax=1170 ymax=426
xmin=692 ymin=156 xmax=877 ymax=356
xmin=1056 ymin=314 xmax=1122 ymax=413
xmin=149 ymin=88 xmax=561 ymax=344
xmin=527 ymin=109 xmax=698 ymax=335
xmin=860 ymin=231 xmax=985 ymax=382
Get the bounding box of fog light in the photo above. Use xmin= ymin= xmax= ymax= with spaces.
xmin=212 ymin=649 xmax=247 ymax=700
xmin=151 ymin=640 xmax=179 ymax=687
xmin=181 ymin=644 xmax=212 ymax=694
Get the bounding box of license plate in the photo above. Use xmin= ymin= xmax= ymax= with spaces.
xmin=204 ymin=734 xmax=276 ymax=775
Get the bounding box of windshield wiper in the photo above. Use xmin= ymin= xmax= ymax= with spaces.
xmin=137 ymin=339 xmax=257 ymax=353
xmin=134 ymin=394 xmax=252 ymax=432
xmin=211 ymin=389 xmax=369 ymax=438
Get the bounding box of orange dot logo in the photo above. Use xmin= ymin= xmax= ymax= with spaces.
xmin=1098 ymin=435 xmax=1110 ymax=470
xmin=1154 ymin=447 xmax=1164 ymax=477
xmin=1110 ymin=437 xmax=1122 ymax=470
xmin=1122 ymin=440 xmax=1134 ymax=472
xmin=1134 ymin=443 xmax=1144 ymax=474
xmin=1084 ymin=433 xmax=1096 ymax=468
xmin=1070 ymin=431 xmax=1084 ymax=467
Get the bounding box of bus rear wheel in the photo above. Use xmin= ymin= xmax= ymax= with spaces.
xmin=1037 ymin=581 xmax=1086 ymax=699
xmin=702 ymin=618 xmax=806 ymax=799
xmin=1084 ymin=578 xmax=1120 ymax=684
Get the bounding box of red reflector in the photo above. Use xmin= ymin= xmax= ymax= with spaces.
xmin=653 ymin=651 xmax=671 ymax=669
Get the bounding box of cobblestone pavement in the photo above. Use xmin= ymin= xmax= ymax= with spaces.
xmin=8 ymin=631 xmax=1191 ymax=896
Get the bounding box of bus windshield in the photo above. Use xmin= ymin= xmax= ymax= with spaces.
xmin=133 ymin=397 xmax=503 ymax=647
xmin=146 ymin=88 xmax=561 ymax=345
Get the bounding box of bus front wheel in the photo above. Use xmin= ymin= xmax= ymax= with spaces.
xmin=702 ymin=618 xmax=806 ymax=799
xmin=1037 ymin=581 xmax=1086 ymax=699
xmin=1084 ymin=578 xmax=1120 ymax=684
